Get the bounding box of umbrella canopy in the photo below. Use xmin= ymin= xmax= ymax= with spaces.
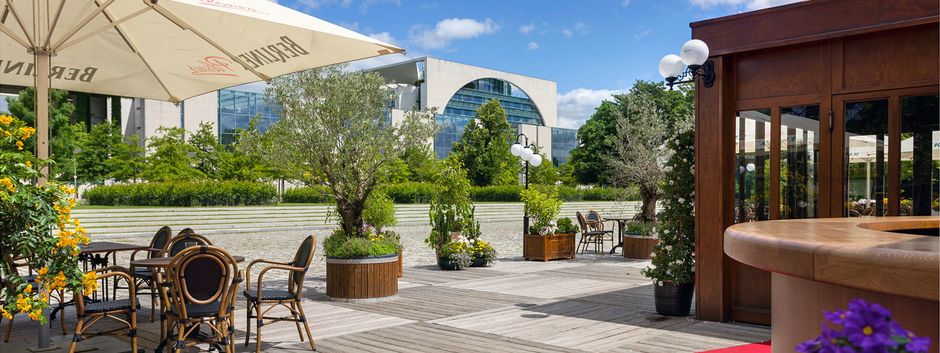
xmin=1 ymin=0 xmax=402 ymax=102
xmin=1 ymin=0 xmax=403 ymax=179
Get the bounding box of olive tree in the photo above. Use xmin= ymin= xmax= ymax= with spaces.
xmin=254 ymin=66 xmax=435 ymax=237
xmin=607 ymin=87 xmax=690 ymax=222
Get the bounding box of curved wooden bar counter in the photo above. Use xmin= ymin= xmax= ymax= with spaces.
xmin=725 ymin=217 xmax=939 ymax=353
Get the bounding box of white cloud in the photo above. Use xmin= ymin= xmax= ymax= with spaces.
xmin=368 ymin=32 xmax=397 ymax=46
xmin=561 ymin=29 xmax=573 ymax=38
xmin=689 ymin=0 xmax=803 ymax=11
xmin=556 ymin=88 xmax=623 ymax=129
xmin=634 ymin=28 xmax=651 ymax=40
xmin=409 ymin=18 xmax=500 ymax=50
xmin=573 ymin=22 xmax=589 ymax=35
xmin=621 ymin=0 xmax=630 ymax=6
xmin=519 ymin=23 xmax=535 ymax=34
xmin=527 ymin=41 xmax=539 ymax=50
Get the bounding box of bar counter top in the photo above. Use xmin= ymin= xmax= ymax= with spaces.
xmin=724 ymin=216 xmax=939 ymax=301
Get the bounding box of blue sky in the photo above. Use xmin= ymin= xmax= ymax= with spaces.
xmin=277 ymin=0 xmax=802 ymax=128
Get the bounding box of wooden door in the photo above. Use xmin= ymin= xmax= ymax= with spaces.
xmin=730 ymin=98 xmax=832 ymax=324
xmin=832 ymin=87 xmax=939 ymax=218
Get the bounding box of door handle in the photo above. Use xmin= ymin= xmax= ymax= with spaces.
xmin=828 ymin=110 xmax=833 ymax=132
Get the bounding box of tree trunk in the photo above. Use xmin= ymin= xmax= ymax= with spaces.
xmin=640 ymin=186 xmax=659 ymax=222
xmin=337 ymin=199 xmax=366 ymax=237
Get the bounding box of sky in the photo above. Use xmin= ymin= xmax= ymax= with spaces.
xmin=275 ymin=0 xmax=804 ymax=129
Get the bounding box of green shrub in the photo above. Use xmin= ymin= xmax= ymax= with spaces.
xmin=280 ymin=184 xmax=636 ymax=204
xmin=471 ymin=185 xmax=523 ymax=202
xmin=83 ymin=181 xmax=276 ymax=206
xmin=520 ymin=188 xmax=562 ymax=232
xmin=323 ymin=228 xmax=399 ymax=258
xmin=363 ymin=191 xmax=396 ymax=230
xmin=556 ymin=217 xmax=579 ymax=234
xmin=381 ymin=182 xmax=438 ymax=203
xmin=281 ymin=185 xmax=332 ymax=203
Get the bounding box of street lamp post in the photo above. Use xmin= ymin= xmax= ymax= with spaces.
xmin=510 ymin=133 xmax=543 ymax=236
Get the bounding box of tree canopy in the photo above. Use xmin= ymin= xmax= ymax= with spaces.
xmin=249 ymin=66 xmax=436 ymax=237
xmin=450 ymin=99 xmax=517 ymax=186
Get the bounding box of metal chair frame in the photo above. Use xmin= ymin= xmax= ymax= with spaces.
xmin=244 ymin=235 xmax=317 ymax=353
xmin=159 ymin=245 xmax=241 ymax=353
xmin=68 ymin=266 xmax=138 ymax=353
xmin=576 ymin=211 xmax=607 ymax=254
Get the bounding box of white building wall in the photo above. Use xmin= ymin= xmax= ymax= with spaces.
xmin=422 ymin=57 xmax=557 ymax=127
xmin=181 ymin=93 xmax=218 ymax=137
xmin=517 ymin=124 xmax=553 ymax=161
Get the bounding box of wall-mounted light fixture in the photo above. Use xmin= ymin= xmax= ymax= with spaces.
xmin=659 ymin=39 xmax=715 ymax=90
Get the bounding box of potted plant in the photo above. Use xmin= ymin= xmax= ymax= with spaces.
xmin=642 ymin=129 xmax=695 ymax=316
xmin=247 ymin=67 xmax=436 ymax=302
xmin=622 ymin=221 xmax=659 ymax=259
xmin=1 ymin=114 xmax=95 ymax=325
xmin=426 ymin=157 xmax=495 ymax=270
xmin=469 ymin=239 xmax=497 ymax=267
xmin=521 ymin=188 xmax=577 ymax=261
xmin=797 ymin=298 xmax=931 ymax=353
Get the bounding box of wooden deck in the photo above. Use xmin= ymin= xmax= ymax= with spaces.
xmin=0 ymin=256 xmax=769 ymax=352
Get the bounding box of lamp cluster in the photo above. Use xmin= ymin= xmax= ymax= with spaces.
xmin=511 ymin=143 xmax=543 ymax=167
xmin=658 ymin=39 xmax=715 ymax=89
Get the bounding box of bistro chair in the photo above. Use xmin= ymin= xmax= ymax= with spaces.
xmin=244 ymin=235 xmax=317 ymax=353
xmin=128 ymin=226 xmax=173 ymax=322
xmin=587 ymin=211 xmax=615 ymax=250
xmin=159 ymin=245 xmax=241 ymax=353
xmin=576 ymin=211 xmax=606 ymax=254
xmin=164 ymin=232 xmax=212 ymax=257
xmin=68 ymin=266 xmax=138 ymax=353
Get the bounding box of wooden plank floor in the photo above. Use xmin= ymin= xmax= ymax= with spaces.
xmin=0 ymin=256 xmax=769 ymax=352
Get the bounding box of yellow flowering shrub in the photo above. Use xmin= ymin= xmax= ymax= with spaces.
xmin=0 ymin=114 xmax=93 ymax=324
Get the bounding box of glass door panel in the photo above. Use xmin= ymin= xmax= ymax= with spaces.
xmin=844 ymin=99 xmax=889 ymax=217
xmin=735 ymin=109 xmax=771 ymax=223
xmin=900 ymin=94 xmax=940 ymax=216
xmin=780 ymin=105 xmax=820 ymax=219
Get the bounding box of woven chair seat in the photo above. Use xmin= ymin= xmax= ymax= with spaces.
xmin=172 ymin=301 xmax=222 ymax=318
xmin=244 ymin=290 xmax=296 ymax=302
xmin=131 ymin=268 xmax=153 ymax=278
xmin=85 ymin=299 xmax=137 ymax=314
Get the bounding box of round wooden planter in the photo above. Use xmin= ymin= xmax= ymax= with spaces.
xmin=622 ymin=234 xmax=659 ymax=259
xmin=326 ymin=255 xmax=399 ymax=302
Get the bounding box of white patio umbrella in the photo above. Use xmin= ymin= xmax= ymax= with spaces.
xmin=0 ymin=0 xmax=402 ymax=174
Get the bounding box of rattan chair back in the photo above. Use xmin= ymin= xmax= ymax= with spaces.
xmin=165 ymin=233 xmax=212 ymax=257
xmin=149 ymin=226 xmax=172 ymax=258
xmin=576 ymin=211 xmax=589 ymax=232
xmin=165 ymin=245 xmax=239 ymax=320
xmin=288 ymin=235 xmax=317 ymax=293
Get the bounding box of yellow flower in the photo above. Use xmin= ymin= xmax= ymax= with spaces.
xmin=23 ymin=284 xmax=32 ymax=293
xmin=38 ymin=267 xmax=48 ymax=277
xmin=20 ymin=127 xmax=35 ymax=140
xmin=15 ymin=140 xmax=23 ymax=150
xmin=0 ymin=308 xmax=11 ymax=320
xmin=0 ymin=115 xmax=11 ymax=126
xmin=50 ymin=272 xmax=66 ymax=291
xmin=2 ymin=130 xmax=10 ymax=137
xmin=82 ymin=272 xmax=98 ymax=296
xmin=24 ymin=160 xmax=32 ymax=168
xmin=15 ymin=295 xmax=31 ymax=313
xmin=0 ymin=178 xmax=15 ymax=193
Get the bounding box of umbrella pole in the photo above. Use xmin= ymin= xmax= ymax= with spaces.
xmin=34 ymin=51 xmax=53 ymax=350
xmin=34 ymin=51 xmax=51 ymax=185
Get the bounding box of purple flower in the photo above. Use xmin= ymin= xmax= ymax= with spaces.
xmin=906 ymin=336 xmax=931 ymax=353
xmin=798 ymin=326 xmax=851 ymax=353
xmin=824 ymin=309 xmax=848 ymax=326
xmin=842 ymin=299 xmax=893 ymax=352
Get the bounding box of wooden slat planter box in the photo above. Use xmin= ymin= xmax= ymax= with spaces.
xmin=326 ymin=255 xmax=399 ymax=302
xmin=524 ymin=233 xmax=576 ymax=261
xmin=622 ymin=235 xmax=659 ymax=259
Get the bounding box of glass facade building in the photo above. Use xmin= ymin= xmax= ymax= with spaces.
xmin=435 ymin=78 xmax=545 ymax=158
xmin=217 ymin=89 xmax=279 ymax=144
xmin=551 ymin=127 xmax=579 ymax=165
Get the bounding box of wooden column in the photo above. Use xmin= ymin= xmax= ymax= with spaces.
xmin=694 ymin=55 xmax=734 ymax=322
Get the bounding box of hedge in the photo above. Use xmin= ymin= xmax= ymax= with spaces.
xmin=84 ymin=181 xmax=277 ymax=206
xmin=279 ymin=182 xmax=635 ymax=204
xmin=282 ymin=185 xmax=333 ymax=204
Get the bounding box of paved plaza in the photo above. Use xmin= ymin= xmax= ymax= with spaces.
xmin=1 ymin=219 xmax=768 ymax=353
